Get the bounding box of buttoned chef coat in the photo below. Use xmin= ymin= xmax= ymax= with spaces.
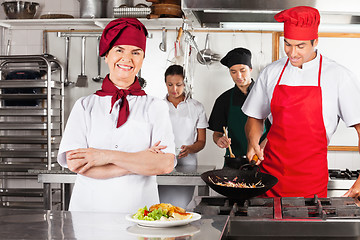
xmin=57 ymin=94 xmax=175 ymax=213
xmin=242 ymin=51 xmax=360 ymax=143
xmin=164 ymin=96 xmax=208 ymax=165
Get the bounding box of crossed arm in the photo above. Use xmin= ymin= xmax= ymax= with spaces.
xmin=66 ymin=141 xmax=175 ymax=179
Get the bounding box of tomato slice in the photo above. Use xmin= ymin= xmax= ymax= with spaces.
xmin=144 ymin=210 xmax=149 ymax=216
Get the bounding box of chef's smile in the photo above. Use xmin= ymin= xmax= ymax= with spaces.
xmin=105 ymin=45 xmax=144 ymax=88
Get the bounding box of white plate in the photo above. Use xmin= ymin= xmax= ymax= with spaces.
xmin=125 ymin=212 xmax=201 ymax=228
xmin=127 ymin=224 xmax=200 ymax=237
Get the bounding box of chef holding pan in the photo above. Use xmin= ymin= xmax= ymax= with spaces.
xmin=242 ymin=6 xmax=360 ymax=198
xmin=208 ymin=47 xmax=269 ymax=167
xmin=57 ymin=18 xmax=175 ymax=213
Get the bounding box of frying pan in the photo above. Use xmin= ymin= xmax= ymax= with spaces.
xmin=201 ymin=165 xmax=278 ymax=201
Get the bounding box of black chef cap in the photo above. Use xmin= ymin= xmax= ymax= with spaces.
xmin=220 ymin=47 xmax=252 ymax=69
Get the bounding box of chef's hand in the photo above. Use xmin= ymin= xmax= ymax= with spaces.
xmin=343 ymin=178 xmax=360 ymax=199
xmin=177 ymin=145 xmax=190 ymax=159
xmin=147 ymin=141 xmax=167 ymax=154
xmin=216 ymin=136 xmax=231 ymax=149
xmin=246 ymin=144 xmax=264 ymax=165
xmin=67 ymin=148 xmax=110 ymax=174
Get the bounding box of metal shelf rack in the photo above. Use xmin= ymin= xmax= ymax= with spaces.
xmin=0 ymin=55 xmax=64 ymax=210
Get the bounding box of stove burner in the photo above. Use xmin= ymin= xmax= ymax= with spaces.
xmin=329 ymin=168 xmax=360 ymax=179
xmin=194 ymin=195 xmax=360 ymax=220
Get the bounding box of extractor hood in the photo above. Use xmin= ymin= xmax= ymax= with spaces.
xmin=182 ymin=0 xmax=360 ymax=28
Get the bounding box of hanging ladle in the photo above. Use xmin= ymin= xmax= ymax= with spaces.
xmin=197 ymin=33 xmax=220 ymax=65
xmin=92 ymin=36 xmax=104 ymax=82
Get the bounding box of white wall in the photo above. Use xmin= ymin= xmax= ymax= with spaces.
xmin=1 ymin=0 xmax=360 ymax=170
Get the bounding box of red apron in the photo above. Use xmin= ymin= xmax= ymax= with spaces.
xmin=262 ymin=55 xmax=328 ymax=198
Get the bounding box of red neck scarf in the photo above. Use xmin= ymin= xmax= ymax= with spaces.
xmin=95 ymin=74 xmax=146 ymax=128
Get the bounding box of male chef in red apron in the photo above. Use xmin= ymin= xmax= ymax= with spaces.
xmin=242 ymin=6 xmax=360 ymax=198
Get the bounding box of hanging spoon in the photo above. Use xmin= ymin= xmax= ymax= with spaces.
xmin=92 ymin=36 xmax=104 ymax=82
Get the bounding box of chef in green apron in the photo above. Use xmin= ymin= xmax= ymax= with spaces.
xmin=208 ymin=47 xmax=269 ymax=167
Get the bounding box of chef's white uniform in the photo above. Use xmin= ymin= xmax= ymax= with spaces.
xmin=159 ymin=96 xmax=208 ymax=209
xmin=165 ymin=96 xmax=209 ymax=165
xmin=57 ymin=94 xmax=175 ymax=213
xmin=242 ymin=51 xmax=360 ymax=143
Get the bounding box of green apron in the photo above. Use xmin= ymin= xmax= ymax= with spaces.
xmin=225 ymin=88 xmax=267 ymax=164
xmin=226 ymin=88 xmax=248 ymax=158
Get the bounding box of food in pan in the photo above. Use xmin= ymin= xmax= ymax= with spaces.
xmin=132 ymin=203 xmax=193 ymax=221
xmin=209 ymin=176 xmax=265 ymax=188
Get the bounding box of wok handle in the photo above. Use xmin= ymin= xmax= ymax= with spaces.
xmin=223 ymin=126 xmax=235 ymax=158
xmin=250 ymin=155 xmax=259 ymax=166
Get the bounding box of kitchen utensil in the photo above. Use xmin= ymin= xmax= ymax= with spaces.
xmin=92 ymin=36 xmax=104 ymax=82
xmin=170 ymin=27 xmax=184 ymax=65
xmin=113 ymin=6 xmax=151 ymax=18
xmin=159 ymin=27 xmax=167 ymax=52
xmin=76 ymin=36 xmax=88 ymax=87
xmin=64 ymin=36 xmax=73 ymax=86
xmin=40 ymin=14 xmax=74 ymax=19
xmin=1 ymin=1 xmax=39 ymax=19
xmin=223 ymin=126 xmax=235 ymax=158
xmin=201 ymin=166 xmax=278 ymax=201
xmin=92 ymin=37 xmax=104 ymax=82
xmin=196 ymin=33 xmax=220 ymax=65
xmin=79 ymin=0 xmax=106 ymax=18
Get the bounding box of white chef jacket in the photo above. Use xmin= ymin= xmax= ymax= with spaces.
xmin=57 ymin=94 xmax=175 ymax=213
xmin=242 ymin=51 xmax=360 ymax=144
xmin=164 ymin=96 xmax=208 ymax=165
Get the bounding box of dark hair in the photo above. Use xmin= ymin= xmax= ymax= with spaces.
xmin=164 ymin=65 xmax=184 ymax=82
xmin=310 ymin=39 xmax=315 ymax=46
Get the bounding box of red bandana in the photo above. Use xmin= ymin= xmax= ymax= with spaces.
xmin=95 ymin=74 xmax=146 ymax=128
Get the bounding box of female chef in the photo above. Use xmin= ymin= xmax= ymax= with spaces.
xmin=57 ymin=18 xmax=176 ymax=213
xmin=242 ymin=6 xmax=360 ymax=198
xmin=158 ymin=64 xmax=208 ymax=209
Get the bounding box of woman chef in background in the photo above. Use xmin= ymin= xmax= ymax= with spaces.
xmin=158 ymin=65 xmax=208 ymax=209
xmin=57 ymin=18 xmax=175 ymax=213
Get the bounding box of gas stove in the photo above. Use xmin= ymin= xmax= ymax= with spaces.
xmin=195 ymin=195 xmax=360 ymax=239
xmin=328 ymin=169 xmax=359 ymax=197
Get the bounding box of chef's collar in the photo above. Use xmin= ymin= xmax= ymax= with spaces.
xmin=289 ymin=49 xmax=319 ymax=70
xmin=234 ymin=79 xmax=255 ymax=95
xmin=164 ymin=94 xmax=188 ymax=103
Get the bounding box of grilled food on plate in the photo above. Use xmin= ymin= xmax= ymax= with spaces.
xmin=133 ymin=203 xmax=193 ymax=221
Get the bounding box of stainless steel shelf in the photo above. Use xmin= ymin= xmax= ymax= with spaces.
xmin=0 ymin=163 xmax=57 ymax=172
xmin=0 ymin=122 xmax=61 ymax=130
xmin=0 ymin=136 xmax=61 ymax=144
xmin=0 ymin=80 xmax=62 ymax=89
xmin=0 ymin=18 xmax=184 ymax=30
xmin=0 ymin=54 xmax=64 ymax=210
xmin=0 ymin=94 xmax=62 ymax=100
xmin=0 ymin=107 xmax=61 ymax=116
xmin=0 ymin=149 xmax=57 ymax=158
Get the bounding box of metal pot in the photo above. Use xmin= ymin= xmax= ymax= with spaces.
xmin=79 ymin=0 xmax=107 ymax=18
xmin=201 ymin=166 xmax=278 ymax=201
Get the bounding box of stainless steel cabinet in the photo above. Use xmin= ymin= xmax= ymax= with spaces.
xmin=0 ymin=55 xmax=64 ymax=209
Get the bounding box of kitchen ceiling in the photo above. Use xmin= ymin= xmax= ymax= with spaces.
xmin=182 ymin=0 xmax=360 ymax=28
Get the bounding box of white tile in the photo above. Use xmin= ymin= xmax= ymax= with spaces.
xmin=27 ymin=45 xmax=43 ymax=55
xmin=41 ymin=0 xmax=61 ymax=14
xmin=9 ymin=30 xmax=28 ymax=45
xmin=26 ymin=30 xmax=43 ymax=46
xmin=10 ymin=45 xmax=28 ymax=55
xmin=60 ymin=0 xmax=79 ymax=13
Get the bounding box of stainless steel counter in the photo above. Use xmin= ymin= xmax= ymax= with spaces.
xmin=29 ymin=165 xmax=216 ymax=210
xmin=0 ymin=208 xmax=228 ymax=240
